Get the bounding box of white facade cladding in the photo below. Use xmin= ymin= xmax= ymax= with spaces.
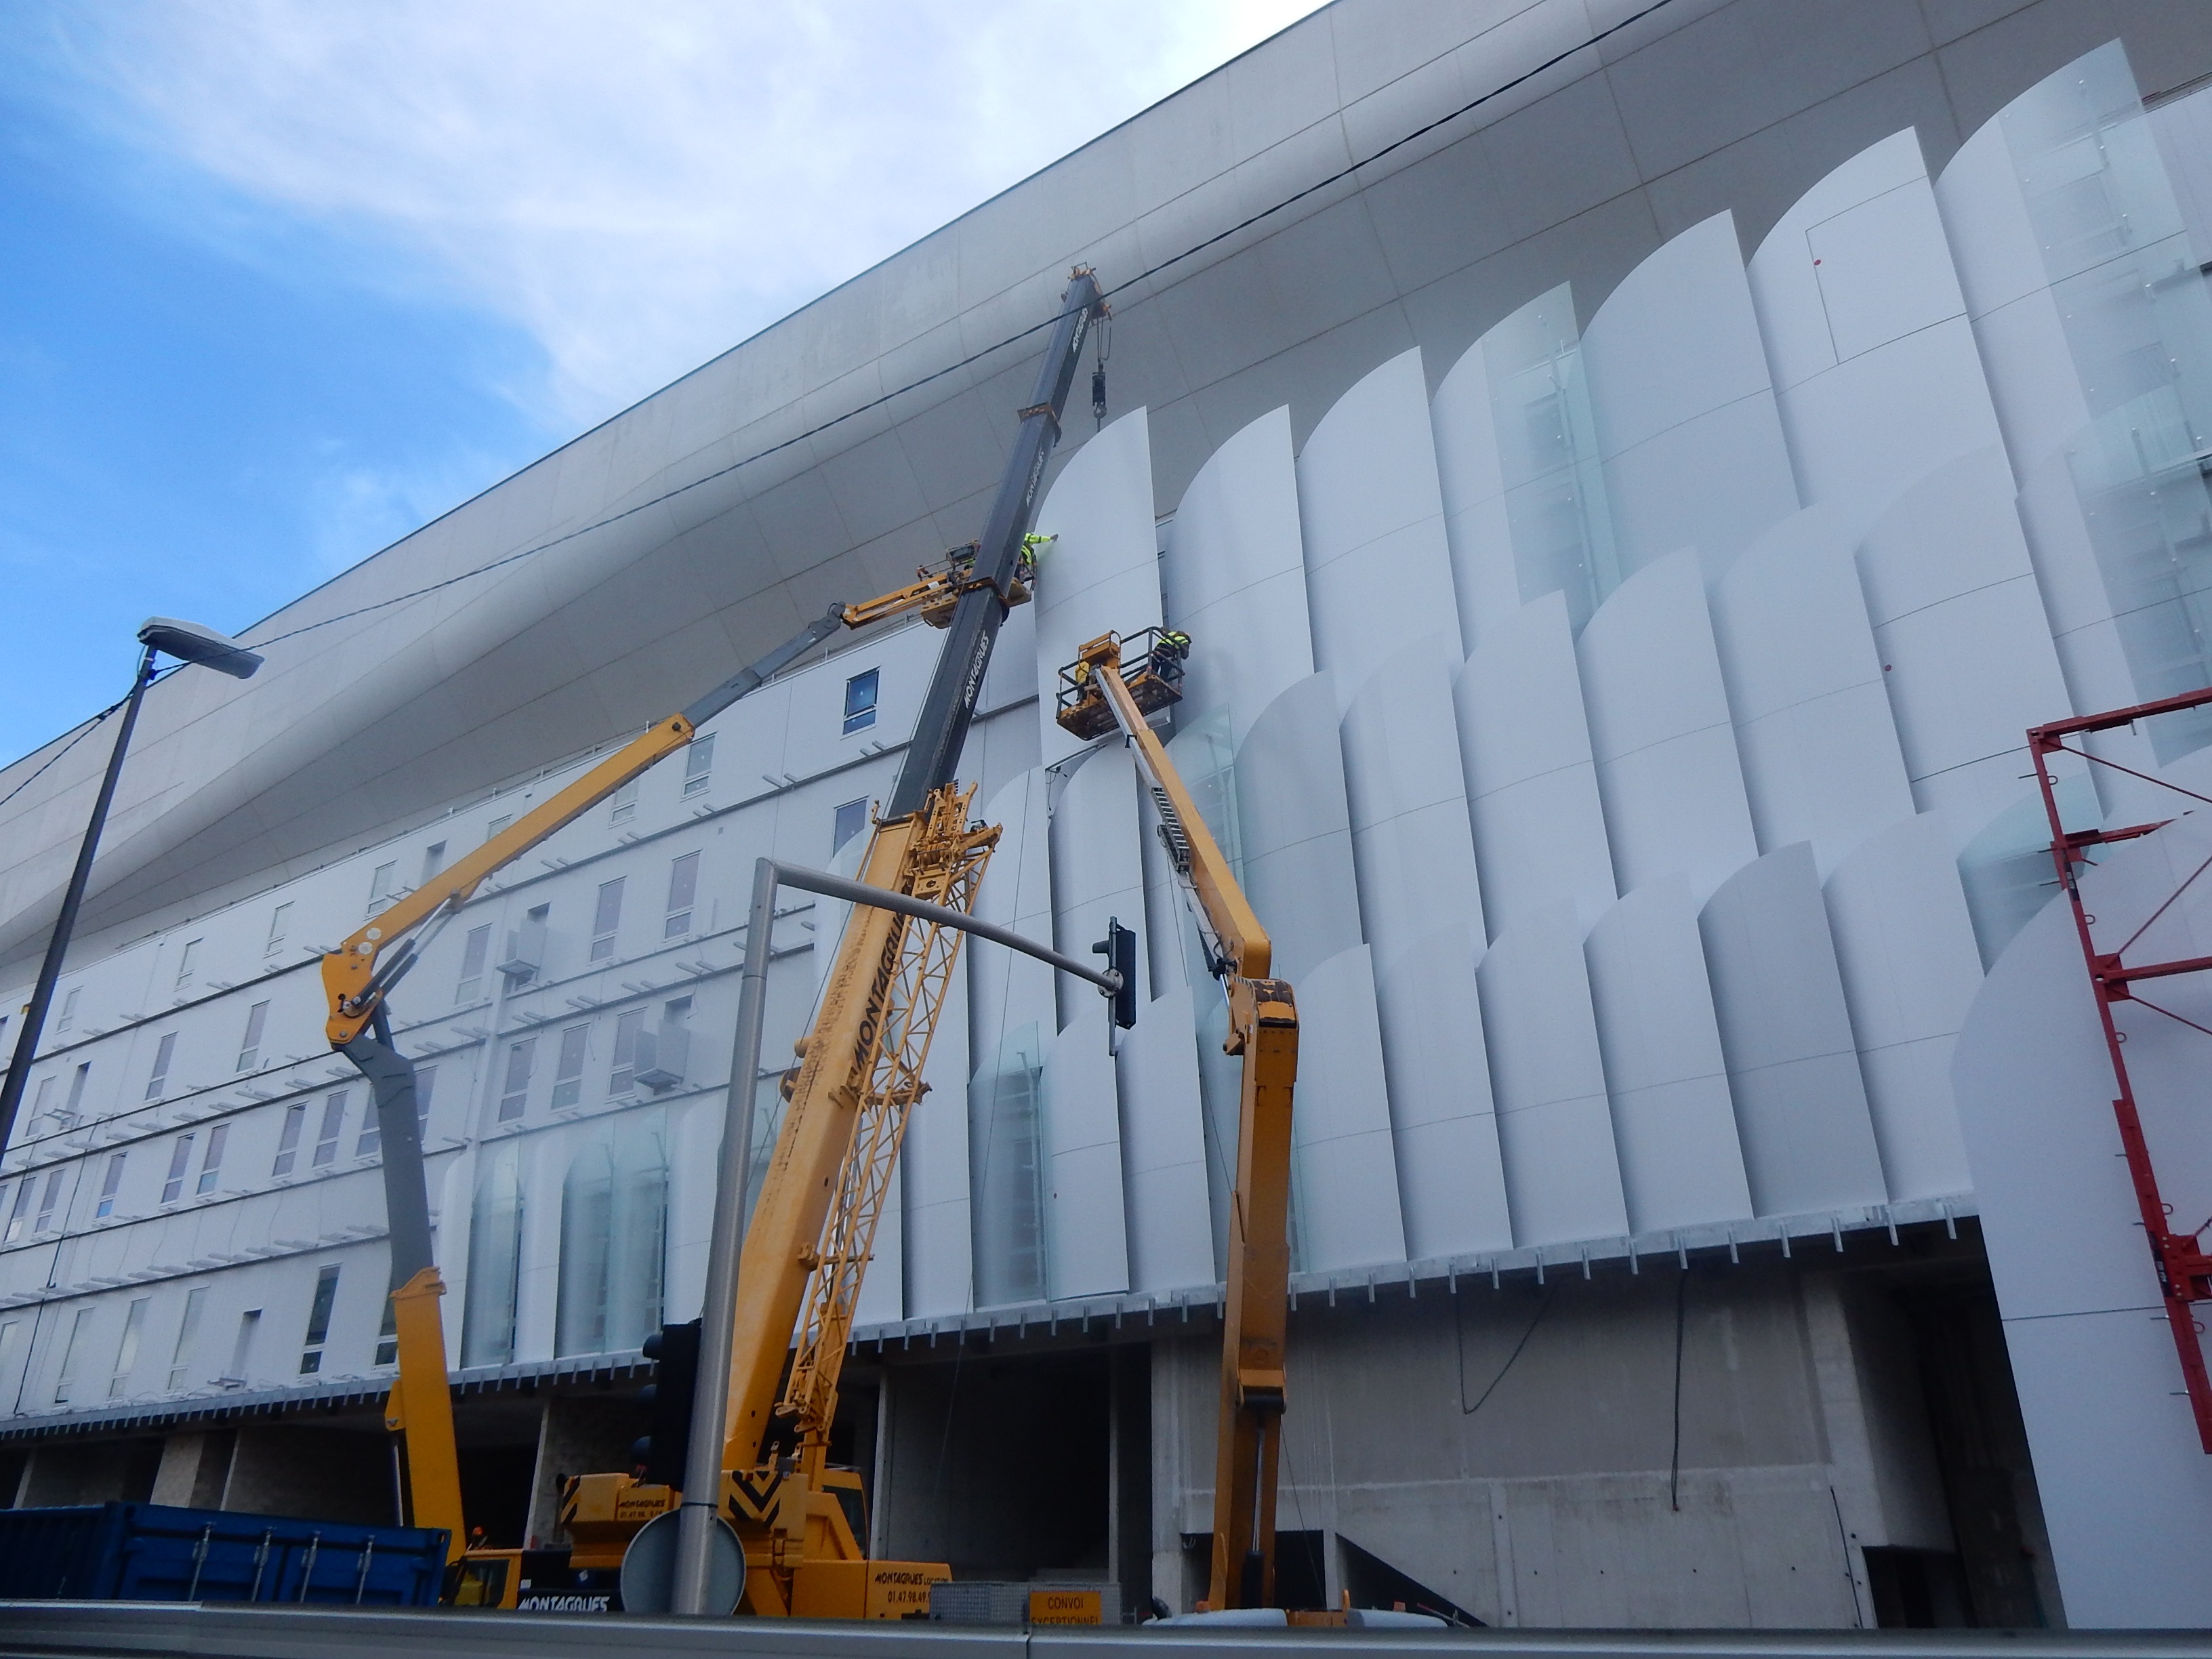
xmin=7 ymin=0 xmax=2212 ymax=1631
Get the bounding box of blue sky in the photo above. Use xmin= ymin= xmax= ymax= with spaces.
xmin=0 ymin=2 xmax=1321 ymax=764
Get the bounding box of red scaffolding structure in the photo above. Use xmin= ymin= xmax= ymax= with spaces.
xmin=2030 ymin=688 xmax=2212 ymax=1453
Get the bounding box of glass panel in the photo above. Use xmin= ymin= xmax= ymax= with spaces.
xmin=110 ymin=1298 xmax=148 ymax=1396
xmin=499 ymin=1039 xmax=534 ymax=1120
xmin=459 ymin=1146 xmax=524 ymax=1367
xmin=312 ymin=1092 xmax=346 ymax=1166
xmin=167 ymin=1286 xmax=205 ymax=1389
xmin=833 ymin=798 xmax=869 ymax=852
xmin=163 ymin=1135 xmax=193 ymax=1203
xmin=95 ymin=1153 xmax=125 ymax=1218
xmin=843 ymin=669 xmax=880 ymax=735
xmin=551 ymin=1024 xmax=590 ymax=1109
xmin=196 ymin=1124 xmax=226 ymax=1194
xmin=272 ymin=1103 xmax=306 ymax=1176
xmin=590 ymin=878 xmax=624 ymax=962
xmin=238 ymin=1001 xmax=269 ymax=1071
xmin=682 ymin=734 xmax=715 ymax=797
xmin=145 ymin=1033 xmax=176 ymax=1100
xmin=968 ymin=1023 xmax=1047 ymax=1307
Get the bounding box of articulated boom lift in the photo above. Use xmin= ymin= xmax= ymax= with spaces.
xmin=319 ymin=269 xmax=1107 ymax=1612
xmin=1056 ymin=628 xmax=1300 ymax=1613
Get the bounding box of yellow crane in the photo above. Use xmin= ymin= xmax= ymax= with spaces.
xmin=1053 ymin=627 xmax=1300 ymax=1612
xmin=320 ymin=270 xmax=1107 ymax=1610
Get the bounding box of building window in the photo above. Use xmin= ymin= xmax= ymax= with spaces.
xmin=609 ymin=781 xmax=637 ymax=826
xmin=375 ymin=1297 xmax=398 ymax=1367
xmin=167 ymin=1286 xmax=206 ymax=1390
xmin=833 ymin=797 xmax=869 ymax=852
xmin=664 ymin=852 xmax=699 ymax=939
xmin=609 ymin=1008 xmax=645 ymax=1097
xmin=175 ymin=939 xmax=201 ymax=991
xmin=94 ymin=1153 xmax=125 ymax=1219
xmin=551 ymin=1024 xmax=590 ymax=1109
xmin=457 ymin=924 xmax=491 ymax=1004
xmin=272 ymin=1103 xmax=306 ymax=1176
xmin=682 ymin=733 xmax=715 ymax=798
xmin=555 ymin=1114 xmax=668 ymax=1358
xmin=590 ymin=877 xmax=625 ymax=963
xmin=161 ymin=1135 xmax=194 ymax=1203
xmin=300 ymin=1264 xmax=340 ymax=1374
xmin=359 ymin=1063 xmax=438 ymax=1153
xmin=53 ymin=1306 xmax=93 ymax=1404
xmin=64 ymin=1061 xmax=89 ymax=1121
xmin=485 ymin=814 xmax=513 ymax=842
xmin=4 ymin=1179 xmax=31 ymax=1242
xmin=34 ymin=1168 xmax=64 ymax=1231
xmin=224 ymin=1308 xmax=260 ymax=1385
xmin=265 ymin=902 xmax=291 ymax=957
xmin=498 ymin=1038 xmax=534 ymax=1121
xmin=421 ymin=842 xmax=447 ymax=883
xmin=237 ymin=1001 xmax=269 ymax=1072
xmin=842 ymin=668 xmax=879 ymax=735
xmin=28 ymin=1077 xmax=53 ymax=1129
xmin=109 ymin=1296 xmax=148 ymax=1397
xmin=367 ymin=861 xmax=398 ymax=918
xmin=56 ymin=988 xmax=78 ymax=1033
xmin=311 ymin=1093 xmax=346 ymax=1167
xmin=459 ymin=1144 xmax=523 ymax=1368
xmin=196 ymin=1124 xmax=226 ymax=1195
xmin=144 ymin=1033 xmax=177 ymax=1101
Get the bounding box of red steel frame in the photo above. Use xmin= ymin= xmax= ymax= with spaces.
xmin=2030 ymin=687 xmax=2212 ymax=1453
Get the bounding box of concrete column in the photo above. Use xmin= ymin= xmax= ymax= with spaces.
xmin=522 ymin=1394 xmax=646 ymax=1549
xmin=150 ymin=1430 xmax=235 ymax=1509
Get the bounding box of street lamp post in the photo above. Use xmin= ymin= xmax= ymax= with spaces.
xmin=0 ymin=617 xmax=262 ymax=1155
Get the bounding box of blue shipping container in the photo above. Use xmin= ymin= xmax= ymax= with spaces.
xmin=0 ymin=1502 xmax=448 ymax=1605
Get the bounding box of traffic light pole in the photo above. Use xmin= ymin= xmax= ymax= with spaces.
xmin=668 ymin=856 xmax=1128 ymax=1616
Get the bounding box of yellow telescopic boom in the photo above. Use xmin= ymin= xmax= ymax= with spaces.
xmin=1055 ymin=629 xmax=1299 ymax=1612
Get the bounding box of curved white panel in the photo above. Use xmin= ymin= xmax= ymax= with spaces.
xmin=1698 ymin=844 xmax=1886 ymax=1215
xmin=902 ymin=949 xmax=971 ymax=1319
xmin=1936 ymin=48 xmax=2212 ymax=779
xmin=1292 ymin=943 xmax=1406 ymax=1271
xmin=1377 ymin=922 xmax=1510 ymax=1257
xmin=1048 ymin=744 xmax=1146 ymax=1031
xmin=1858 ymin=447 xmax=2073 ymax=838
xmin=1234 ymin=672 xmax=1364 ymax=981
xmin=1576 ymin=550 xmax=1758 ymax=903
xmin=1429 ymin=324 xmax=1518 ymax=652
xmin=968 ymin=766 xmax=1056 ymax=1305
xmin=1163 ymin=406 xmax=1314 ymax=747
xmin=1711 ymin=505 xmax=1914 ymax=874
xmin=1581 ymin=213 xmax=1800 ymax=578
xmin=1296 ymin=349 xmax=1462 ymax=702
xmin=1456 ymin=592 xmax=1615 ymax=938
xmin=1115 ymin=981 xmax=1214 ymax=1292
xmin=1822 ymin=813 xmax=1977 ymax=1202
xmin=1749 ymin=131 xmax=2003 ymax=512
xmin=970 ymin=766 xmax=1056 ymax=1059
xmin=1477 ymin=902 xmax=1627 ymax=1247
xmin=1041 ymin=1004 xmax=1130 ymax=1300
xmin=1584 ymin=880 xmax=1753 ymax=1232
xmin=1341 ymin=632 xmax=1486 ymax=954
xmin=856 ymin=1141 xmax=905 ymax=1326
xmin=1954 ymin=813 xmax=2212 ymax=1626
xmin=1031 ymin=408 xmax=1162 ymax=767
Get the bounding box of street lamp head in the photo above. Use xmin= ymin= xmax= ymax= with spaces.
xmin=138 ymin=617 xmax=262 ymax=680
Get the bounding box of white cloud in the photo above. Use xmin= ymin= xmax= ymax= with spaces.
xmin=31 ymin=0 xmax=1328 ymax=425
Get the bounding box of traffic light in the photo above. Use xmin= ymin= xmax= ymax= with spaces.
xmin=632 ymin=1319 xmax=701 ymax=1490
xmin=1093 ymin=917 xmax=1138 ymax=1030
